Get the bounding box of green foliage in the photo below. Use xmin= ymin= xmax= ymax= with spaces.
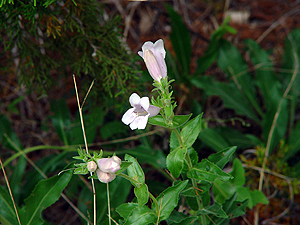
xmin=213 ymin=159 xmax=269 ymax=209
xmin=18 ymin=165 xmax=73 ymax=225
xmin=0 ymin=0 xmax=138 ymax=102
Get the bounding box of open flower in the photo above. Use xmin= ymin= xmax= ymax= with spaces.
xmin=138 ymin=39 xmax=167 ymax=82
xmin=122 ymin=93 xmax=160 ymax=130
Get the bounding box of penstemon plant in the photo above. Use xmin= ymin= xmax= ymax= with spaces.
xmin=73 ymin=39 xmax=249 ymax=225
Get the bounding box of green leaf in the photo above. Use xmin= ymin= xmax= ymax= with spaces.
xmin=0 ymin=185 xmax=19 ymax=225
xmin=116 ymin=203 xmax=137 ymax=220
xmin=148 ymin=114 xmax=192 ymax=129
xmin=208 ymin=146 xmax=236 ymax=169
xmin=148 ymin=115 xmax=168 ymax=128
xmin=134 ymin=184 xmax=149 ymax=208
xmin=125 ymin=154 xmax=145 ymax=186
xmin=115 ymin=161 xmax=132 ymax=175
xmin=19 ymin=166 xmax=73 ymax=225
xmin=172 ymin=114 xmax=193 ymax=128
xmin=230 ymin=158 xmax=245 ymax=186
xmin=213 ymin=159 xmax=269 ymax=209
xmin=198 ymin=201 xmax=228 ymax=218
xmin=165 ymin=4 xmax=191 ymax=77
xmin=222 ymin=193 xmax=249 ymax=218
xmin=152 ymin=180 xmax=188 ymax=221
xmin=187 ymin=159 xmax=233 ymax=182
xmin=166 ymin=146 xmax=187 ymax=178
xmin=121 ymin=204 xmax=157 ymax=225
xmin=181 ymin=114 xmax=203 ymax=148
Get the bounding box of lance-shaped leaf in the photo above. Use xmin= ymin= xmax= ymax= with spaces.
xmin=134 ymin=184 xmax=149 ymax=208
xmin=19 ymin=167 xmax=73 ymax=225
xmin=181 ymin=114 xmax=203 ymax=148
xmin=148 ymin=114 xmax=192 ymax=129
xmin=152 ymin=180 xmax=188 ymax=221
xmin=166 ymin=146 xmax=187 ymax=178
xmin=187 ymin=159 xmax=233 ymax=182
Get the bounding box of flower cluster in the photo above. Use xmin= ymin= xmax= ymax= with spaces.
xmin=87 ymin=156 xmax=122 ymax=183
xmin=122 ymin=39 xmax=168 ymax=130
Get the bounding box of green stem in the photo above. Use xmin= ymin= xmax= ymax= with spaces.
xmin=171 ymin=129 xmax=206 ymax=225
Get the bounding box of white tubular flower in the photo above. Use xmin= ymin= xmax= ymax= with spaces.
xmin=87 ymin=161 xmax=97 ymax=172
xmin=97 ymin=156 xmax=121 ymax=173
xmin=96 ymin=169 xmax=116 ymax=183
xmin=122 ymin=93 xmax=160 ymax=130
xmin=138 ymin=39 xmax=167 ymax=82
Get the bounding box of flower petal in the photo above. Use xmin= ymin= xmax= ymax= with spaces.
xmin=138 ymin=51 xmax=143 ymax=58
xmin=121 ymin=108 xmax=136 ymax=125
xmin=148 ymin=105 xmax=160 ymax=117
xmin=153 ymin=39 xmax=167 ymax=79
xmin=153 ymin=39 xmax=166 ymax=58
xmin=129 ymin=117 xmax=139 ymax=130
xmin=140 ymin=97 xmax=150 ymax=111
xmin=136 ymin=115 xmax=149 ymax=130
xmin=129 ymin=93 xmax=141 ymax=107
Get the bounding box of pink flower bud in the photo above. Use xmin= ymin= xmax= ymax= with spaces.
xmin=97 ymin=156 xmax=121 ymax=173
xmin=96 ymin=169 xmax=116 ymax=183
xmin=87 ymin=161 xmax=97 ymax=172
xmin=138 ymin=39 xmax=167 ymax=82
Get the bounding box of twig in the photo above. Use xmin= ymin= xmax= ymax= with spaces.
xmin=73 ymin=75 xmax=97 ymax=225
xmin=0 ymin=158 xmax=22 ymax=225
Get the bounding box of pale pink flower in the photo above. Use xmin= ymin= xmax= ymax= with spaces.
xmin=138 ymin=39 xmax=167 ymax=81
xmin=122 ymin=93 xmax=160 ymax=130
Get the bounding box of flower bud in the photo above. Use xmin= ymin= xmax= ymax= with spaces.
xmin=96 ymin=169 xmax=116 ymax=183
xmin=97 ymin=156 xmax=121 ymax=173
xmin=87 ymin=161 xmax=97 ymax=172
